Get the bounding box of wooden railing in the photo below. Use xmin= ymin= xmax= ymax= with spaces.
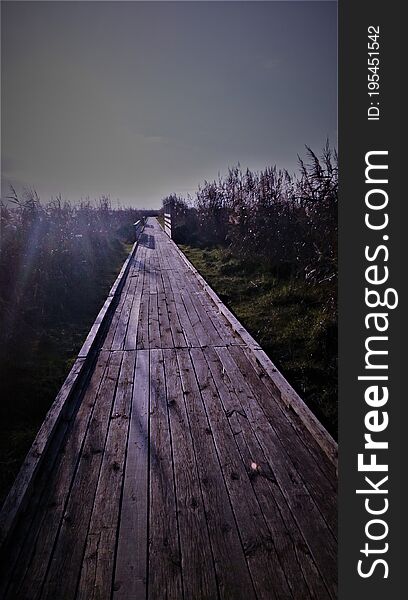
xmin=164 ymin=213 xmax=172 ymax=238
xmin=134 ymin=219 xmax=144 ymax=241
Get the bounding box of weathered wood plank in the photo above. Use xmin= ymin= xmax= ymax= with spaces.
xmin=156 ymin=264 xmax=176 ymax=349
xmin=214 ymin=346 xmax=337 ymax=598
xmin=179 ymin=288 xmax=212 ymax=347
xmin=176 ymin=348 xmax=257 ymax=600
xmin=148 ymin=281 xmax=161 ymax=350
xmin=156 ymin=240 xmax=192 ymax=352
xmin=77 ymin=350 xmax=135 ymax=600
xmin=228 ymin=345 xmax=337 ymax=534
xmin=163 ymin=349 xmax=218 ymax=599
xmin=190 ymin=347 xmax=292 ymax=600
xmin=241 ymin=345 xmax=337 ymax=481
xmin=136 ymin=248 xmax=151 ymax=351
xmin=160 ymin=268 xmax=189 ymax=348
xmin=155 ymin=230 xmax=171 ymax=270
xmin=164 ymin=268 xmax=199 ymax=348
xmin=112 ymin=275 xmax=138 ymax=351
xmin=148 ymin=349 xmax=183 ymax=599
xmin=203 ymin=346 xmax=331 ymax=600
xmin=113 ymin=349 xmax=150 ymax=600
xmin=124 ymin=245 xmax=147 ymax=351
xmin=40 ymin=351 xmax=123 ymax=600
xmin=102 ymin=272 xmax=134 ymax=351
xmin=173 ymin=264 xmax=224 ymax=347
xmin=179 ymin=265 xmax=242 ymax=347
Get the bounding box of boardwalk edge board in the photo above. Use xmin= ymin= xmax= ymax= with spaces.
xmin=0 ymin=227 xmax=144 ymax=549
xmin=175 ymin=239 xmax=338 ymax=467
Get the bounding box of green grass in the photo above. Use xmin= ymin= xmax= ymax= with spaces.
xmin=180 ymin=245 xmax=337 ymax=437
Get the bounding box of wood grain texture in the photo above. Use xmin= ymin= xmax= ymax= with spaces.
xmin=148 ymin=349 xmax=183 ymax=600
xmin=177 ymin=348 xmax=257 ymax=600
xmin=163 ymin=348 xmax=218 ymax=600
xmin=113 ymin=350 xmax=150 ymax=600
xmin=41 ymin=351 xmax=123 ymax=600
xmin=77 ymin=350 xmax=135 ymax=600
xmin=191 ymin=347 xmax=292 ymax=600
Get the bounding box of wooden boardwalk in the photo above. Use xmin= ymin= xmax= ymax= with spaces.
xmin=0 ymin=218 xmax=337 ymax=600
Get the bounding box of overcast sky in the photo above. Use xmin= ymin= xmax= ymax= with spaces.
xmin=1 ymin=1 xmax=337 ymax=208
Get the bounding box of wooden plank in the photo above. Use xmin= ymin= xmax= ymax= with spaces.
xmin=171 ymin=262 xmax=225 ymax=348
xmin=241 ymin=345 xmax=337 ymax=481
xmin=176 ymin=348 xmax=256 ymax=600
xmin=136 ymin=246 xmax=150 ymax=350
xmin=154 ymin=218 xmax=333 ymax=594
xmin=181 ymin=288 xmax=224 ymax=347
xmin=77 ymin=350 xmax=136 ymax=600
xmin=173 ymin=260 xmax=237 ymax=345
xmin=179 ymin=288 xmax=212 ymax=347
xmin=136 ymin=292 xmax=150 ymax=351
xmin=203 ymin=346 xmax=331 ymax=600
xmin=184 ymin=265 xmax=243 ymax=346
xmin=148 ymin=286 xmax=161 ymax=350
xmin=112 ymin=275 xmax=138 ymax=351
xmin=228 ymin=409 xmax=332 ymax=600
xmin=155 ymin=216 xmax=243 ymax=345
xmin=158 ymin=290 xmax=176 ymax=349
xmin=148 ymin=349 xmax=183 ymax=599
xmin=190 ymin=347 xmax=292 ymax=600
xmin=163 ymin=349 xmax=218 ymax=599
xmin=214 ymin=346 xmax=337 ymax=598
xmin=199 ymin=300 xmax=243 ymax=346
xmin=163 ymin=268 xmax=199 ymax=348
xmin=160 ymin=268 xmax=189 ymax=348
xmin=156 ymin=270 xmax=176 ymax=349
xmin=228 ymin=345 xmax=337 ymax=534
xmin=5 ymin=350 xmax=112 ymax=600
xmin=40 ymin=352 xmax=123 ymax=600
xmin=102 ymin=271 xmax=134 ymax=351
xmin=156 ymin=225 xmax=221 ymax=348
xmin=113 ymin=350 xmax=150 ymax=600
xmin=172 ymin=255 xmax=225 ymax=346
xmin=156 ymin=230 xmax=172 ymax=271
xmin=124 ymin=245 xmax=147 ymax=351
